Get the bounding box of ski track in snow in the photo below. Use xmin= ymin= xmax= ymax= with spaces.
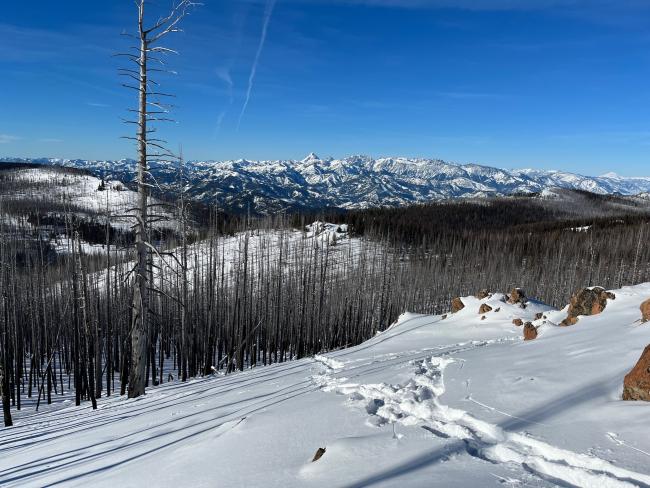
xmin=313 ymin=346 xmax=650 ymax=488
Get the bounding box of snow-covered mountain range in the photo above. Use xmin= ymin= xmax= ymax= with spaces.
xmin=3 ymin=154 xmax=650 ymax=213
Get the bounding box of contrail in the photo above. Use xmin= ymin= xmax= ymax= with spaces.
xmin=214 ymin=110 xmax=227 ymax=137
xmin=237 ymin=0 xmax=276 ymax=130
xmin=213 ymin=65 xmax=234 ymax=137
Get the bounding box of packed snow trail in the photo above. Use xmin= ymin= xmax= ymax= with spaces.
xmin=2 ymin=286 xmax=650 ymax=487
xmin=315 ymin=356 xmax=650 ymax=488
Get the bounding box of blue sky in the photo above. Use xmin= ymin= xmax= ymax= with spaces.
xmin=1 ymin=0 xmax=650 ymax=176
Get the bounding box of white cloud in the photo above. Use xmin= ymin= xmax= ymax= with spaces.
xmin=215 ymin=66 xmax=233 ymax=89
xmin=0 ymin=134 xmax=19 ymax=144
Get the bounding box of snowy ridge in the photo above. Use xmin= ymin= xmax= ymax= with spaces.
xmin=0 ymin=165 xmax=178 ymax=255
xmin=3 ymin=285 xmax=650 ymax=486
xmin=4 ymin=155 xmax=650 ymax=213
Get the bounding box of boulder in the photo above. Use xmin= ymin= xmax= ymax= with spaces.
xmin=641 ymin=298 xmax=650 ymax=323
xmin=481 ymin=315 xmax=486 ymax=321
xmin=507 ymin=288 xmax=527 ymax=305
xmin=561 ymin=287 xmax=616 ymax=326
xmin=441 ymin=314 xmax=448 ymax=320
xmin=512 ymin=318 xmax=523 ymax=326
xmin=479 ymin=304 xmax=493 ymax=314
xmin=451 ymin=297 xmax=465 ymax=313
xmin=476 ymin=289 xmax=491 ymax=299
xmin=494 ymin=307 xmax=501 ymax=313
xmin=623 ymin=345 xmax=650 ymax=401
xmin=523 ymin=322 xmax=538 ymax=341
xmin=535 ymin=312 xmax=543 ymax=320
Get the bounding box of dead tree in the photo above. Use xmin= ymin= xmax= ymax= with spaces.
xmin=1 ymin=291 xmax=12 ymax=427
xmin=119 ymin=0 xmax=196 ymax=398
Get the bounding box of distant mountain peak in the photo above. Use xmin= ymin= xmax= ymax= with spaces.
xmin=302 ymin=152 xmax=321 ymax=163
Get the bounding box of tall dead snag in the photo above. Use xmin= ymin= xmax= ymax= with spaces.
xmin=120 ymin=0 xmax=196 ymax=398
xmin=178 ymin=154 xmax=189 ymax=382
xmin=76 ymin=236 xmax=97 ymax=410
xmin=0 ymin=206 xmax=12 ymax=427
xmin=1 ymin=291 xmax=12 ymax=427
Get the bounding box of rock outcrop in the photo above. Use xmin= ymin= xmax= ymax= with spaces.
xmin=641 ymin=298 xmax=650 ymax=323
xmin=507 ymin=288 xmax=527 ymax=306
xmin=479 ymin=304 xmax=493 ymax=314
xmin=451 ymin=297 xmax=465 ymax=313
xmin=622 ymin=345 xmax=650 ymax=401
xmin=512 ymin=318 xmax=523 ymax=326
xmin=561 ymin=287 xmax=615 ymax=326
xmin=523 ymin=322 xmax=538 ymax=341
xmin=476 ymin=289 xmax=491 ymax=299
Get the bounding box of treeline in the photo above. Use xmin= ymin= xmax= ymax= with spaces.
xmin=1 ymin=195 xmax=650 ymax=426
xmin=340 ymin=198 xmax=650 ymax=308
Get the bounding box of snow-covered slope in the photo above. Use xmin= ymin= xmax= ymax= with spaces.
xmin=3 ymin=284 xmax=650 ymax=487
xmin=4 ymin=155 xmax=650 ymax=213
xmin=0 ymin=165 xmax=178 ymax=255
xmin=89 ymin=222 xmax=363 ymax=289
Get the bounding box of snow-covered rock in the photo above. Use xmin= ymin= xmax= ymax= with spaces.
xmin=561 ymin=287 xmax=616 ymax=326
xmin=641 ymin=298 xmax=650 ymax=323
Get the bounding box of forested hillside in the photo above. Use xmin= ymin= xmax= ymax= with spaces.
xmin=1 ymin=168 xmax=650 ymax=428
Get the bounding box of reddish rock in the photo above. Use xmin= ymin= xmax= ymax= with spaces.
xmin=451 ymin=297 xmax=465 ymax=313
xmin=641 ymin=299 xmax=650 ymax=323
xmin=523 ymin=322 xmax=538 ymax=341
xmin=562 ymin=316 xmax=579 ymax=327
xmin=623 ymin=345 xmax=650 ymax=401
xmin=561 ymin=287 xmax=616 ymax=326
xmin=476 ymin=289 xmax=491 ymax=299
xmin=512 ymin=318 xmax=523 ymax=326
xmin=479 ymin=304 xmax=493 ymax=314
xmin=508 ymin=288 xmax=527 ymax=305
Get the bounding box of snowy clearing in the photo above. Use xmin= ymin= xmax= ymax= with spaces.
xmin=2 ymin=285 xmax=650 ymax=487
xmin=0 ymin=166 xmax=178 ymax=247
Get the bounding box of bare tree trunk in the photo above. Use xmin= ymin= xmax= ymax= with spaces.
xmin=1 ymin=293 xmax=12 ymax=427
xmin=126 ymin=0 xmax=194 ymax=399
xmin=128 ymin=2 xmax=151 ymax=399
